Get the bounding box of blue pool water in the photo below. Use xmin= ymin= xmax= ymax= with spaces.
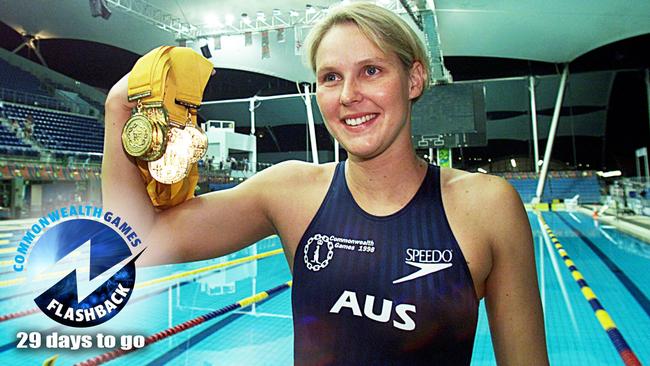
xmin=0 ymin=211 xmax=648 ymax=365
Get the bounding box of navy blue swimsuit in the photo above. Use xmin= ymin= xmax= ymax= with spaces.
xmin=292 ymin=162 xmax=479 ymax=365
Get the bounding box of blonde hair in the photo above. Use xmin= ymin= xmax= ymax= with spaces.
xmin=305 ymin=2 xmax=429 ymax=86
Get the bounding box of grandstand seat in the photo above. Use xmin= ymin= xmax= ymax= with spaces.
xmin=507 ymin=174 xmax=601 ymax=204
xmin=1 ymin=102 xmax=104 ymax=156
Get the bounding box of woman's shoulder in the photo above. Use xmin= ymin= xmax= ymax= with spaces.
xmin=263 ymin=160 xmax=336 ymax=180
xmin=439 ymin=167 xmax=529 ymax=248
xmin=246 ymin=160 xmax=337 ymax=193
xmin=440 ymin=166 xmax=509 ymax=190
xmin=439 ymin=167 xmax=524 ymax=217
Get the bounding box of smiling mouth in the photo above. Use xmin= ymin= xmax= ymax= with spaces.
xmin=343 ymin=113 xmax=378 ymax=126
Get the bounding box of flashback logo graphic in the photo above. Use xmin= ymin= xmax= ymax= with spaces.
xmin=20 ymin=208 xmax=143 ymax=327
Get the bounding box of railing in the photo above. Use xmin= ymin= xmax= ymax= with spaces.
xmin=495 ymin=170 xmax=596 ymax=180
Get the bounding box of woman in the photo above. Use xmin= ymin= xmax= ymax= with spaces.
xmin=103 ymin=2 xmax=548 ymax=365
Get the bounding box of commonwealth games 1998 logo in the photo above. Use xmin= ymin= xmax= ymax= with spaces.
xmin=14 ymin=205 xmax=143 ymax=327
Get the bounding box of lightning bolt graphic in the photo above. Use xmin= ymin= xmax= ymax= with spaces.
xmin=37 ymin=240 xmax=138 ymax=303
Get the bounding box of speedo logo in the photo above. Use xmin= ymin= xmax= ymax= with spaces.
xmin=329 ymin=290 xmax=416 ymax=331
xmin=392 ymin=248 xmax=453 ymax=284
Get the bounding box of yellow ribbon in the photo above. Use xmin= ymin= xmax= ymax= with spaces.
xmin=127 ymin=46 xmax=213 ymax=209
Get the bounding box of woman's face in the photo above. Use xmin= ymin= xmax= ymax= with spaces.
xmin=314 ymin=23 xmax=424 ymax=161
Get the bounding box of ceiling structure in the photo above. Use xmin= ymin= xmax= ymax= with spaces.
xmin=1 ymin=0 xmax=649 ymax=79
xmin=0 ymin=0 xmax=649 ymax=168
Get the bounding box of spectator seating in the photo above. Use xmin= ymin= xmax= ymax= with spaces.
xmin=0 ymin=122 xmax=39 ymax=156
xmin=507 ymin=174 xmax=601 ymax=203
xmin=0 ymin=102 xmax=104 ymax=155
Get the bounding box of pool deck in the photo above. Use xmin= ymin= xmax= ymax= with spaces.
xmin=579 ymin=205 xmax=650 ymax=244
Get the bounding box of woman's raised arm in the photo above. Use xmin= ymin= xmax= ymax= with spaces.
xmin=102 ymin=74 xmax=278 ymax=266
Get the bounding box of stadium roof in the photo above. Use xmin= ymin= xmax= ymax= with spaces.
xmin=1 ymin=0 xmax=649 ymax=81
xmin=0 ymin=0 xmax=648 ymax=151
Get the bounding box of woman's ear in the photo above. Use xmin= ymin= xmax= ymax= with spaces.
xmin=408 ymin=61 xmax=426 ymax=100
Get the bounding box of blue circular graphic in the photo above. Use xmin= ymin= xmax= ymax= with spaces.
xmin=28 ymin=219 xmax=139 ymax=327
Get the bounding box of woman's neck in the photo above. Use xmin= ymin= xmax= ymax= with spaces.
xmin=345 ymin=145 xmax=428 ymax=210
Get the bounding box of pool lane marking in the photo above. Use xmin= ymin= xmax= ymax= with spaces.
xmin=0 ymin=248 xmax=283 ymax=288
xmin=0 ymin=251 xmax=86 ymax=287
xmin=568 ymin=212 xmax=582 ymax=223
xmin=540 ymin=213 xmax=642 ymax=366
xmin=597 ymin=227 xmax=618 ymax=245
xmin=70 ymin=281 xmax=293 ymax=366
xmin=0 ymin=235 xmax=281 ymax=268
xmin=556 ymin=213 xmax=650 ymax=318
xmin=135 ymin=248 xmax=283 ymax=289
xmin=0 ymin=248 xmax=284 ymax=322
xmin=536 ymin=215 xmax=579 ymax=335
xmin=147 ymin=313 xmax=245 ymax=366
xmin=1 ymin=247 xmax=282 ymax=301
xmin=0 ymin=273 xmax=225 ymax=354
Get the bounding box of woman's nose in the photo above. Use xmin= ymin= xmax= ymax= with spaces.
xmin=340 ymin=78 xmax=362 ymax=105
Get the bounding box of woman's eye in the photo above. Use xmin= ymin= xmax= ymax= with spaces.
xmin=323 ymin=73 xmax=338 ymax=82
xmin=365 ymin=66 xmax=379 ymax=76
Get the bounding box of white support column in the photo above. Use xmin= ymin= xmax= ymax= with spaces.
xmin=529 ymin=76 xmax=540 ymax=173
xmin=249 ymin=98 xmax=258 ymax=172
xmin=249 ymin=98 xmax=257 ymax=136
xmin=535 ymin=65 xmax=569 ymax=204
xmin=636 ymin=147 xmax=649 ymax=180
xmin=334 ymin=139 xmax=340 ymax=163
xmin=304 ymin=84 xmax=319 ymax=164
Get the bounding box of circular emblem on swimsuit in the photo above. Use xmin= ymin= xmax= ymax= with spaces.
xmin=303 ymin=234 xmax=334 ymax=272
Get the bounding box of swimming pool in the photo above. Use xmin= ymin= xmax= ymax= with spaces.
xmin=0 ymin=211 xmax=648 ymax=365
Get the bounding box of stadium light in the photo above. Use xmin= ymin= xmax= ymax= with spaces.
xmin=596 ymin=170 xmax=622 ymax=178
xmin=477 ymin=168 xmax=487 ymax=174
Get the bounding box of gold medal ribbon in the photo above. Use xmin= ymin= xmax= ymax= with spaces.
xmin=127 ymin=46 xmax=172 ymax=102
xmin=123 ymin=47 xmax=172 ymax=160
xmin=127 ymin=46 xmax=213 ymax=209
xmin=170 ymin=47 xmax=214 ymax=110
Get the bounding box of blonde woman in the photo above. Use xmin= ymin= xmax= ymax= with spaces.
xmin=104 ymin=2 xmax=548 ymax=365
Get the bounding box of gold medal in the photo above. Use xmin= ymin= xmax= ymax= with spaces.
xmin=140 ymin=107 xmax=169 ymax=161
xmin=140 ymin=123 xmax=162 ymax=161
xmin=122 ymin=111 xmax=153 ymax=157
xmin=148 ymin=127 xmax=193 ymax=184
xmin=185 ymin=124 xmax=208 ymax=164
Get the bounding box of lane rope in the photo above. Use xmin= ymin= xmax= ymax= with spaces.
xmin=0 ymin=248 xmax=283 ymax=322
xmin=538 ymin=213 xmax=642 ymax=366
xmin=69 ymin=281 xmax=292 ymax=366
